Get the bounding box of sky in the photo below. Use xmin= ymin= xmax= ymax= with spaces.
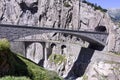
xmin=87 ymin=0 xmax=120 ymax=9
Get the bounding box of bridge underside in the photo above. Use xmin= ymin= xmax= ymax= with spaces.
xmin=0 ymin=24 xmax=108 ymax=47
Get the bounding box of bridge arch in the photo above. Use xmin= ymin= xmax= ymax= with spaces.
xmin=48 ymin=43 xmax=57 ymax=56
xmin=61 ymin=45 xmax=67 ymax=54
xmin=51 ymin=43 xmax=56 ymax=48
xmin=25 ymin=42 xmax=44 ymax=64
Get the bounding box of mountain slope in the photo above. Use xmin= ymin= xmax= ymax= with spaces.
xmin=108 ymin=8 xmax=120 ymax=24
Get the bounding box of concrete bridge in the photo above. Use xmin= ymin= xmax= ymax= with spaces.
xmin=0 ymin=24 xmax=108 ymax=46
xmin=0 ymin=24 xmax=109 ymax=66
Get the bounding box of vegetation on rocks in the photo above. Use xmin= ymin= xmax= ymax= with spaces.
xmin=49 ymin=54 xmax=66 ymax=64
xmin=82 ymin=0 xmax=107 ymax=12
xmin=0 ymin=39 xmax=10 ymax=51
xmin=0 ymin=39 xmax=63 ymax=80
xmin=82 ymin=74 xmax=88 ymax=80
xmin=64 ymin=2 xmax=71 ymax=7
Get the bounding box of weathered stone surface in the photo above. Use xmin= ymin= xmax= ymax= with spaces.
xmin=26 ymin=43 xmax=44 ymax=63
xmin=76 ymin=52 xmax=120 ymax=80
xmin=0 ymin=0 xmax=5 ymax=20
xmin=76 ymin=61 xmax=120 ymax=80
xmin=45 ymin=44 xmax=82 ymax=77
xmin=113 ymin=28 xmax=120 ymax=53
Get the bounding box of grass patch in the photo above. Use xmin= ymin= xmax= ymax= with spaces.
xmin=114 ymin=52 xmax=120 ymax=56
xmin=49 ymin=54 xmax=66 ymax=64
xmin=17 ymin=55 xmax=63 ymax=80
xmin=0 ymin=52 xmax=63 ymax=80
xmin=0 ymin=76 xmax=30 ymax=80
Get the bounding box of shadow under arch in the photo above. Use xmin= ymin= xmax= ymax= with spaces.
xmin=48 ymin=43 xmax=57 ymax=58
xmin=51 ymin=43 xmax=56 ymax=48
xmin=61 ymin=45 xmax=67 ymax=49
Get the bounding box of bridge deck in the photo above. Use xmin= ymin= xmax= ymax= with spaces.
xmin=0 ymin=24 xmax=109 ymax=46
xmin=14 ymin=39 xmax=83 ymax=45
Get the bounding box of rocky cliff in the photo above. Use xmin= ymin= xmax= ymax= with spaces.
xmin=76 ymin=51 xmax=120 ymax=80
xmin=0 ymin=0 xmax=118 ymax=52
xmin=107 ymin=9 xmax=120 ymax=53
xmin=0 ymin=0 xmax=120 ymax=80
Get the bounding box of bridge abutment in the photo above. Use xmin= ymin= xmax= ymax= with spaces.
xmin=10 ymin=41 xmax=26 ymax=56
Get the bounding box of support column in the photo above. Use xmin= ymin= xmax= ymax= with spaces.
xmin=24 ymin=42 xmax=32 ymax=57
xmin=56 ymin=44 xmax=61 ymax=54
xmin=44 ymin=42 xmax=50 ymax=68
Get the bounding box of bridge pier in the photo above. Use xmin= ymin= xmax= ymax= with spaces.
xmin=24 ymin=42 xmax=30 ymax=57
xmin=44 ymin=42 xmax=50 ymax=68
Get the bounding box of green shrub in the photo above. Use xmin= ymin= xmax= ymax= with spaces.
xmin=0 ymin=38 xmax=10 ymax=51
xmin=49 ymin=54 xmax=66 ymax=64
xmin=47 ymin=71 xmax=63 ymax=80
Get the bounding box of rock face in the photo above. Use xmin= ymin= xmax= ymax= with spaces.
xmin=0 ymin=0 xmax=120 ymax=79
xmin=76 ymin=51 xmax=120 ymax=80
xmin=46 ymin=44 xmax=82 ymax=77
xmin=113 ymin=28 xmax=120 ymax=53
xmin=107 ymin=9 xmax=120 ymax=53
xmin=85 ymin=61 xmax=120 ymax=80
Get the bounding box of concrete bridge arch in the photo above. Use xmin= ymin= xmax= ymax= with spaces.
xmin=0 ymin=24 xmax=109 ymax=61
xmin=0 ymin=24 xmax=108 ymax=47
xmin=24 ymin=42 xmax=45 ymax=64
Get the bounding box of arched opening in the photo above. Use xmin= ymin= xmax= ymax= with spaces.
xmin=95 ymin=26 xmax=107 ymax=32
xmin=26 ymin=42 xmax=43 ymax=64
xmin=48 ymin=43 xmax=57 ymax=57
xmin=61 ymin=45 xmax=66 ymax=49
xmin=51 ymin=43 xmax=56 ymax=48
xmin=61 ymin=45 xmax=67 ymax=54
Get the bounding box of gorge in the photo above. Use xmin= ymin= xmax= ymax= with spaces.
xmin=0 ymin=0 xmax=120 ymax=80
